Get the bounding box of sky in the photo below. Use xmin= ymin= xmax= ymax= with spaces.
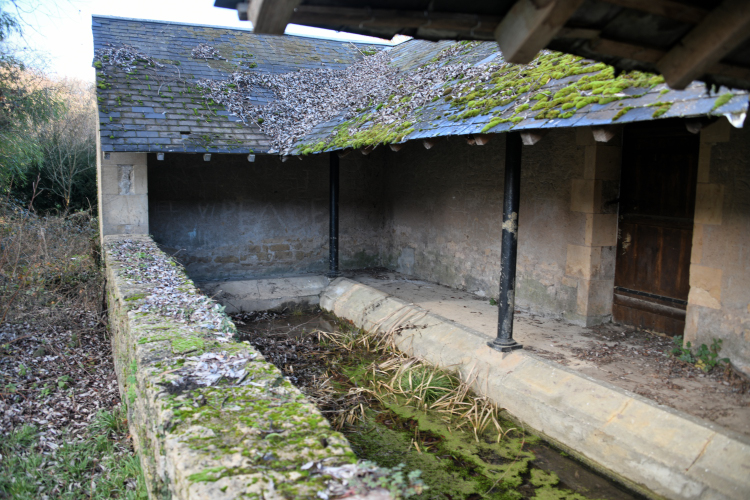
xmin=7 ymin=0 xmax=397 ymax=82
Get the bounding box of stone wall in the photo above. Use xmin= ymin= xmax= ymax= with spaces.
xmin=685 ymin=121 xmax=750 ymax=375
xmin=148 ymin=152 xmax=386 ymax=281
xmin=147 ymin=130 xmax=618 ymax=325
xmin=97 ymin=140 xmax=149 ymax=238
xmin=103 ymin=235 xmax=360 ymax=499
xmin=380 ymin=130 xmax=602 ymax=322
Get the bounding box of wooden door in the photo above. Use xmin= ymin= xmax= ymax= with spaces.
xmin=613 ymin=121 xmax=699 ymax=336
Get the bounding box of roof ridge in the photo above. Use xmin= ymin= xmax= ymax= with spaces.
xmin=91 ymin=14 xmax=392 ymax=46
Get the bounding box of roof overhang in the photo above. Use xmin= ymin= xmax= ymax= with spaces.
xmin=214 ymin=0 xmax=750 ymax=91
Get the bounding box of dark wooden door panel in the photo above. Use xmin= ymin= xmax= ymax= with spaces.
xmin=616 ymin=220 xmax=693 ymax=300
xmin=613 ymin=120 xmax=699 ymax=336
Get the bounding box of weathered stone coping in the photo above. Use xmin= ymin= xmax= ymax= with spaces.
xmin=104 ymin=235 xmax=358 ymax=499
xmin=321 ymin=278 xmax=750 ymax=500
xmin=197 ymin=276 xmax=330 ymax=314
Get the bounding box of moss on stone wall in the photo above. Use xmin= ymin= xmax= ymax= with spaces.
xmin=103 ymin=234 xmax=367 ymax=499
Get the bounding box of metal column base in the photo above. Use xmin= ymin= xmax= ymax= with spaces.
xmin=487 ymin=339 xmax=523 ymax=353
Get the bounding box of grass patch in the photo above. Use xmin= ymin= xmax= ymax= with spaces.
xmin=0 ymin=407 xmax=147 ymax=499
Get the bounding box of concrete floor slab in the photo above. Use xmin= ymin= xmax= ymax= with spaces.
xmin=322 ymin=277 xmax=750 ymax=500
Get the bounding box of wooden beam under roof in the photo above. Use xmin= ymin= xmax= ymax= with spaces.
xmin=246 ymin=0 xmax=301 ymax=35
xmin=289 ymin=6 xmax=502 ymax=36
xmin=494 ymin=0 xmax=585 ymax=64
xmin=656 ymin=0 xmax=750 ymax=89
xmin=588 ymin=38 xmax=750 ymax=83
xmin=599 ymin=0 xmax=707 ymax=25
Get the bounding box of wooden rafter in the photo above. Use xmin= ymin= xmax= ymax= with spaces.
xmin=494 ymin=0 xmax=585 ymax=64
xmin=246 ymin=0 xmax=301 ymax=35
xmin=588 ymin=38 xmax=750 ymax=83
xmin=289 ymin=6 xmax=502 ymax=35
xmin=600 ymin=0 xmax=707 ymax=25
xmin=656 ymin=0 xmax=750 ymax=89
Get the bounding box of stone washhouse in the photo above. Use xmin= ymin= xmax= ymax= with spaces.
xmin=93 ymin=15 xmax=750 ymax=500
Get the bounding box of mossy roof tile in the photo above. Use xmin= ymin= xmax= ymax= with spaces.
xmin=93 ymin=16 xmax=748 ymax=157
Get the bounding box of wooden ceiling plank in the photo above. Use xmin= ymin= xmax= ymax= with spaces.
xmin=248 ymin=0 xmax=301 ymax=35
xmin=494 ymin=0 xmax=586 ymax=64
xmin=290 ymin=6 xmax=501 ymax=34
xmin=588 ymin=38 xmax=663 ymax=63
xmin=587 ymin=38 xmax=750 ymax=82
xmin=656 ymin=0 xmax=750 ymax=89
xmin=599 ymin=0 xmax=707 ymax=25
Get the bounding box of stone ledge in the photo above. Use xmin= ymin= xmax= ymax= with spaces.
xmin=197 ymin=276 xmax=330 ymax=314
xmin=321 ymin=278 xmax=750 ymax=500
xmin=104 ymin=235 xmax=358 ymax=499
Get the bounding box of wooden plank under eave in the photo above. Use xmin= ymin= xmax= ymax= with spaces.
xmin=600 ymin=0 xmax=707 ymax=25
xmin=587 ymin=38 xmax=750 ymax=84
xmin=494 ymin=0 xmax=585 ymax=64
xmin=656 ymin=0 xmax=750 ymax=90
xmin=248 ymin=0 xmax=302 ymax=35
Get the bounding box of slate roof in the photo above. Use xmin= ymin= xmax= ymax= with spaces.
xmin=92 ymin=15 xmax=384 ymax=153
xmin=297 ymin=39 xmax=749 ymax=153
xmin=93 ymin=16 xmax=749 ymax=156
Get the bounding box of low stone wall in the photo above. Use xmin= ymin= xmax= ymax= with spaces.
xmin=104 ymin=235 xmax=364 ymax=499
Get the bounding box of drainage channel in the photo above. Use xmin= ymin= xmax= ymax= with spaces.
xmin=234 ymin=310 xmax=641 ymax=500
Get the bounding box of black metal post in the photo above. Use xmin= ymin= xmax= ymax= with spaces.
xmin=489 ymin=132 xmax=523 ymax=352
xmin=328 ymin=152 xmax=340 ymax=278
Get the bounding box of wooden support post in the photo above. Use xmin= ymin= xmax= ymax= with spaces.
xmin=494 ymin=0 xmax=584 ymax=64
xmin=656 ymin=0 xmax=750 ymax=89
xmin=246 ymin=0 xmax=301 ymax=35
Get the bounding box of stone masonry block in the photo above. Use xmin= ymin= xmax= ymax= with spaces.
xmin=584 ymin=145 xmax=622 ymax=181
xmin=101 ymin=163 xmax=148 ymax=195
xmin=694 ymin=183 xmax=724 ymax=225
xmin=697 ymin=143 xmax=712 ymax=183
xmin=101 ymin=194 xmax=149 ymax=228
xmin=683 ymin=305 xmax=700 ymax=344
xmin=700 ymin=117 xmax=731 ymax=144
xmin=101 ymin=222 xmax=148 ymax=236
xmin=585 ymin=214 xmax=618 ymax=247
xmin=570 ymin=179 xmax=602 ymax=213
xmin=566 ymin=244 xmax=602 ymax=280
xmin=102 ymin=151 xmax=147 ymax=167
xmin=688 ymin=265 xmax=722 ymax=309
xmin=576 ymin=278 xmax=614 ymax=317
xmin=691 ymin=224 xmax=703 ymax=264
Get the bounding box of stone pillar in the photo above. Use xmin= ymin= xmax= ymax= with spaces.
xmin=684 ymin=119 xmax=730 ymax=345
xmin=97 ymin=138 xmax=149 ymax=239
xmin=563 ymin=127 xmax=621 ymax=326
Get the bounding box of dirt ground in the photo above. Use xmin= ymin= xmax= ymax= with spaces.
xmin=348 ymin=270 xmax=750 ymax=438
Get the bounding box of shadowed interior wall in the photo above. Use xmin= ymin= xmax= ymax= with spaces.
xmin=147 ymin=152 xmax=385 ymax=280
xmin=380 ymin=130 xmax=586 ymax=318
